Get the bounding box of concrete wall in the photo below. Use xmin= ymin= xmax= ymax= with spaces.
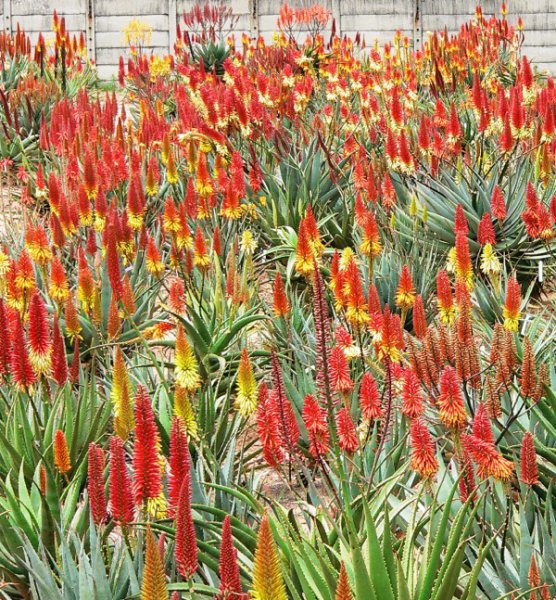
xmin=2 ymin=0 xmax=556 ymax=78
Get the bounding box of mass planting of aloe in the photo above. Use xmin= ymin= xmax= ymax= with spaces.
xmin=0 ymin=2 xmax=555 ymax=598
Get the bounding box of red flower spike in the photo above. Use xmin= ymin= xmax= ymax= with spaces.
xmin=132 ymin=386 xmax=162 ymax=506
xmin=51 ymin=315 xmax=68 ymax=385
xmin=472 ymin=403 xmax=494 ymax=444
xmin=109 ymin=436 xmax=134 ymax=526
xmin=0 ymin=299 xmax=9 ymax=377
xmin=410 ymin=419 xmax=438 ymax=479
xmin=359 ymin=372 xmax=382 ymax=421
xmin=256 ymin=383 xmax=284 ymax=467
xmin=329 ymin=346 xmax=353 ymax=394
xmin=105 ymin=224 xmax=122 ymax=300
xmin=520 ymin=431 xmax=539 ymax=487
xmin=336 ymin=408 xmax=358 ymax=454
xmin=218 ymin=515 xmax=246 ymax=599
xmin=477 ymin=213 xmax=496 ymax=245
xmin=302 ymin=394 xmax=329 ymax=458
xmin=454 ymin=205 xmax=469 ymax=236
xmin=401 ymin=368 xmax=424 ymax=419
xmin=175 ymin=474 xmax=198 ymax=580
xmin=168 ymin=417 xmax=190 ymax=513
xmin=87 ymin=443 xmax=107 ymax=525
xmin=438 ymin=367 xmax=467 ymax=430
xmin=9 ymin=314 xmax=36 ymax=391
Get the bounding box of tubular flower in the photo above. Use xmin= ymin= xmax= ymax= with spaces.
xmin=376 ymin=306 xmax=404 ymax=363
xmin=480 ymin=243 xmax=501 ymax=278
xmin=256 ymin=384 xmax=284 ymax=467
xmin=64 ymin=293 xmax=81 ymax=342
xmin=49 ymin=256 xmax=69 ymax=305
xmin=302 ymin=394 xmax=329 ymax=457
xmin=402 ymin=368 xmax=424 ymax=419
xmin=236 ymin=349 xmax=258 ymax=417
xmin=218 ymin=515 xmax=246 ymax=600
xmin=141 ymin=525 xmax=168 ymax=600
xmin=195 ymin=151 xmax=213 ymax=198
xmin=295 ymin=218 xmax=316 ymax=276
xmin=503 ymin=277 xmax=521 ymax=332
xmin=472 ymin=403 xmax=493 ymax=444
xmin=329 ymin=346 xmax=354 ymax=394
xmin=109 ymin=436 xmax=134 ymax=526
xmin=436 ymin=269 xmax=455 ymax=325
xmin=520 ymin=431 xmax=539 ymax=487
xmin=454 ymin=233 xmax=473 ymax=288
xmin=174 ymin=324 xmax=200 ymax=392
xmin=133 ymin=386 xmax=164 ymax=515
xmin=168 ymin=417 xmax=190 ymax=512
xmin=336 ymin=408 xmax=359 ymax=454
xmin=87 ymin=443 xmax=107 ymax=525
xmin=111 ymin=346 xmax=135 ymax=441
xmin=437 ymin=367 xmax=467 ymax=430
xmin=410 ymin=419 xmax=438 ymax=479
xmin=359 ymin=211 xmax=381 ymax=259
xmin=412 ymin=294 xmax=427 ymax=339
xmin=273 ymin=272 xmax=290 ymax=318
xmin=395 ymin=265 xmax=416 ymax=310
xmin=491 ymin=185 xmax=506 ymax=221
xmin=193 ymin=228 xmax=210 ymax=270
xmin=145 ymin=237 xmax=164 ymax=278
xmin=9 ymin=315 xmax=36 ymax=391
xmin=28 ymin=292 xmax=52 ymax=376
xmin=78 ymin=250 xmax=95 ymax=312
xmin=345 ymin=261 xmax=369 ymax=328
xmin=53 ymin=429 xmax=71 ymax=475
xmin=359 ymin=372 xmax=382 ymax=421
xmin=462 ymin=434 xmax=514 ymax=481
xmin=251 ymin=513 xmax=288 ymax=600
xmin=51 ymin=316 xmax=68 ymax=385
xmin=83 ymin=151 xmax=98 ymax=200
xmin=175 ymin=474 xmax=198 ymax=580
xmin=335 ymin=563 xmax=354 ymax=600
xmin=174 ymin=386 xmax=198 ymax=438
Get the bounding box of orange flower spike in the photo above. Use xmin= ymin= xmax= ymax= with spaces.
xmin=273 ymin=272 xmax=290 ymax=318
xmin=251 ymin=513 xmax=288 ymax=600
xmin=345 ymin=261 xmax=369 ymax=329
xmin=295 ymin=218 xmax=316 ymax=276
xmin=54 ymin=429 xmax=71 ymax=475
xmin=454 ymin=233 xmax=473 ymax=288
xmin=503 ymin=276 xmax=521 ymax=332
xmin=395 ymin=265 xmax=416 ymax=311
xmin=141 ymin=525 xmax=168 ymax=600
xmin=28 ymin=291 xmax=52 ymax=377
xmin=83 ymin=151 xmax=98 ymax=201
xmin=195 ymin=151 xmax=213 ymax=198
xmin=335 ymin=563 xmax=354 ymax=600
xmin=193 ymin=228 xmax=210 ymax=271
xmin=145 ymin=237 xmax=164 ymax=278
xmin=48 ymin=257 xmax=69 ymax=307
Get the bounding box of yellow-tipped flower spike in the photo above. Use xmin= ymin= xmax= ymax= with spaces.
xmin=174 ymin=385 xmax=198 ymax=438
xmin=235 ymin=349 xmax=258 ymax=417
xmin=111 ymin=346 xmax=135 ymax=441
xmin=141 ymin=525 xmax=168 ymax=600
xmin=174 ymin=324 xmax=201 ymax=392
xmin=251 ymin=513 xmax=287 ymax=600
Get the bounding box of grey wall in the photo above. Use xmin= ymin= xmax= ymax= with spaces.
xmin=2 ymin=0 xmax=556 ymax=79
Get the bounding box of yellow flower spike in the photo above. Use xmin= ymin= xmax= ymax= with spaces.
xmin=174 ymin=325 xmax=201 ymax=392
xmin=111 ymin=346 xmax=135 ymax=441
xmin=174 ymin=386 xmax=198 ymax=438
xmin=235 ymin=349 xmax=258 ymax=417
xmin=251 ymin=513 xmax=288 ymax=600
